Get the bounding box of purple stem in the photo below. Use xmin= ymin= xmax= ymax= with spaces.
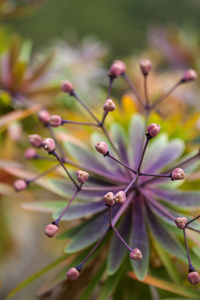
xmin=101 ymin=111 xmax=108 ymax=126
xmin=111 ymin=223 xmax=132 ymax=252
xmin=139 ymin=172 xmax=171 ymax=178
xmin=186 ymin=226 xmax=200 ymax=234
xmin=186 ymin=215 xmax=200 ymax=226
xmin=101 ymin=124 xmax=123 ymax=160
xmin=124 ymin=176 xmax=137 ymax=194
xmin=183 ymin=228 xmax=194 ymax=271
xmin=107 ymin=76 xmax=115 ymax=99
xmin=62 ymin=120 xmax=99 ymax=126
xmin=144 ymin=75 xmax=149 ymax=105
xmin=82 ymin=185 xmax=127 ymax=192
xmin=26 ymin=164 xmax=60 ymax=185
xmin=112 ymin=193 xmax=133 ymax=226
xmin=106 ymin=153 xmax=137 ymax=174
xmin=137 ymin=135 xmax=151 ymax=173
xmin=122 ymin=72 xmax=145 ymax=108
xmin=46 ymin=124 xmax=66 ymax=159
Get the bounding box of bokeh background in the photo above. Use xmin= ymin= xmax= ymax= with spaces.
xmin=1 ymin=0 xmax=200 ymax=299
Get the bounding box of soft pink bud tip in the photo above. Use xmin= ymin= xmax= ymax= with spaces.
xmin=44 ymin=224 xmax=58 ymax=238
xmin=147 ymin=123 xmax=161 ymax=138
xmin=42 ymin=138 xmax=56 ymax=152
xmin=140 ymin=59 xmax=152 ymax=75
xmin=38 ymin=110 xmax=51 ymax=124
xmin=49 ymin=115 xmax=62 ymax=127
xmin=24 ymin=148 xmax=37 ymax=160
xmin=76 ymin=170 xmax=89 ymax=183
xmin=182 ymin=69 xmax=197 ymax=82
xmin=130 ymin=248 xmax=143 ymax=260
xmin=109 ymin=60 xmax=126 ymax=77
xmin=171 ymin=168 xmax=185 ymax=180
xmin=175 ymin=217 xmax=187 ymax=229
xmin=67 ymin=267 xmax=80 ymax=281
xmin=61 ymin=80 xmax=74 ymax=93
xmin=95 ymin=141 xmax=108 ymax=155
xmin=188 ymin=271 xmax=200 ymax=285
xmin=114 ymin=191 xmax=126 ymax=204
xmin=103 ymin=99 xmax=116 ymax=112
xmin=14 ymin=179 xmax=27 ymax=191
xmin=29 ymin=134 xmax=42 ymax=148
xmin=103 ymin=192 xmax=115 ymax=206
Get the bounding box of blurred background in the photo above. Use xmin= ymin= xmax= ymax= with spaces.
xmin=1 ymin=0 xmax=200 ymax=299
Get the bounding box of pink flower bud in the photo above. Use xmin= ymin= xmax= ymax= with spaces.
xmin=103 ymin=192 xmax=115 ymax=206
xmin=187 ymin=271 xmax=200 ymax=285
xmin=48 ymin=115 xmax=62 ymax=127
xmin=76 ymin=170 xmax=89 ymax=183
xmin=24 ymin=148 xmax=37 ymax=160
xmin=14 ymin=179 xmax=27 ymax=191
xmin=44 ymin=223 xmax=58 ymax=238
xmin=95 ymin=141 xmax=108 ymax=155
xmin=29 ymin=134 xmax=42 ymax=148
xmin=140 ymin=59 xmax=152 ymax=75
xmin=66 ymin=267 xmax=80 ymax=281
xmin=130 ymin=248 xmax=143 ymax=260
xmin=171 ymin=168 xmax=185 ymax=181
xmin=147 ymin=123 xmax=161 ymax=138
xmin=38 ymin=110 xmax=51 ymax=124
xmin=182 ymin=69 xmax=197 ymax=83
xmin=103 ymin=99 xmax=116 ymax=112
xmin=114 ymin=191 xmax=126 ymax=204
xmin=61 ymin=80 xmax=74 ymax=93
xmin=42 ymin=138 xmax=55 ymax=152
xmin=175 ymin=217 xmax=187 ymax=229
xmin=109 ymin=60 xmax=126 ymax=77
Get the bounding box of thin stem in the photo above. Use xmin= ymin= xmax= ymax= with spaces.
xmin=54 ymin=189 xmax=80 ymax=225
xmin=46 ymin=125 xmax=66 ymax=159
xmin=62 ymin=120 xmax=99 ymax=126
xmin=82 ymin=185 xmax=127 ymax=192
xmin=144 ymin=75 xmax=149 ymax=105
xmin=186 ymin=215 xmax=200 ymax=226
xmin=139 ymin=172 xmax=171 ymax=178
xmin=124 ymin=176 xmax=137 ymax=194
xmin=186 ymin=226 xmax=200 ymax=234
xmin=101 ymin=124 xmax=122 ymax=159
xmin=137 ymin=135 xmax=151 ymax=173
xmin=122 ymin=72 xmax=145 ymax=108
xmin=183 ymin=228 xmax=194 ymax=271
xmin=78 ymin=228 xmax=110 ymax=267
xmin=106 ymin=153 xmax=137 ymax=174
xmin=26 ymin=164 xmax=60 ymax=185
xmin=101 ymin=111 xmax=108 ymax=126
xmin=107 ymin=76 xmax=114 ymax=99
xmin=111 ymin=223 xmax=132 ymax=252
xmin=50 ymin=150 xmax=80 ymax=190
xmin=112 ymin=194 xmax=132 ymax=226
xmin=72 ymin=91 xmax=100 ymax=123
xmin=151 ymin=80 xmax=181 ymax=109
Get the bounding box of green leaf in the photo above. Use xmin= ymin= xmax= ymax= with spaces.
xmin=22 ymin=200 xmax=66 ymax=213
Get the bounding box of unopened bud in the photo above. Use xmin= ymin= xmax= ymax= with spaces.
xmin=175 ymin=217 xmax=187 ymax=229
xmin=44 ymin=223 xmax=58 ymax=238
xmin=24 ymin=148 xmax=38 ymax=160
xmin=61 ymin=80 xmax=74 ymax=93
xmin=38 ymin=110 xmax=51 ymax=124
xmin=109 ymin=60 xmax=126 ymax=77
xmin=29 ymin=134 xmax=42 ymax=148
xmin=66 ymin=267 xmax=80 ymax=281
xmin=171 ymin=168 xmax=185 ymax=181
xmin=140 ymin=59 xmax=152 ymax=76
xmin=95 ymin=141 xmax=108 ymax=155
xmin=76 ymin=170 xmax=89 ymax=183
xmin=103 ymin=192 xmax=115 ymax=206
xmin=187 ymin=271 xmax=200 ymax=286
xmin=147 ymin=123 xmax=161 ymax=138
xmin=103 ymin=99 xmax=116 ymax=112
xmin=114 ymin=191 xmax=126 ymax=204
xmin=14 ymin=179 xmax=27 ymax=191
xmin=48 ymin=115 xmax=62 ymax=127
xmin=42 ymin=138 xmax=55 ymax=152
xmin=130 ymin=248 xmax=143 ymax=260
xmin=182 ymin=69 xmax=197 ymax=83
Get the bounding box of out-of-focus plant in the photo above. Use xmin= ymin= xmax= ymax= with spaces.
xmin=7 ymin=59 xmax=200 ymax=300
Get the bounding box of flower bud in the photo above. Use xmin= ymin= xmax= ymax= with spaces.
xmin=44 ymin=223 xmax=58 ymax=238
xmin=182 ymin=69 xmax=197 ymax=83
xmin=48 ymin=115 xmax=62 ymax=127
xmin=61 ymin=80 xmax=74 ymax=93
xmin=175 ymin=217 xmax=187 ymax=229
xmin=29 ymin=134 xmax=42 ymax=148
xmin=76 ymin=170 xmax=89 ymax=183
xmin=95 ymin=141 xmax=108 ymax=155
xmin=109 ymin=60 xmax=126 ymax=77
xmin=24 ymin=148 xmax=38 ymax=160
xmin=42 ymin=138 xmax=55 ymax=152
xmin=14 ymin=179 xmax=27 ymax=191
xmin=66 ymin=267 xmax=80 ymax=281
xmin=114 ymin=191 xmax=126 ymax=204
xmin=130 ymin=248 xmax=143 ymax=260
xmin=38 ymin=110 xmax=51 ymax=124
xmin=103 ymin=192 xmax=115 ymax=206
xmin=103 ymin=99 xmax=116 ymax=112
xmin=147 ymin=123 xmax=161 ymax=138
xmin=187 ymin=271 xmax=200 ymax=285
xmin=140 ymin=59 xmax=152 ymax=76
xmin=171 ymin=168 xmax=185 ymax=181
